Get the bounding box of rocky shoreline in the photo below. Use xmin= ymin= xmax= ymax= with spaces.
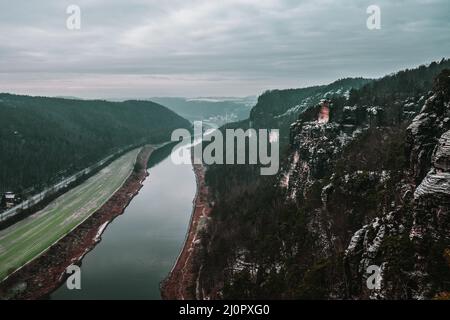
xmin=0 ymin=145 xmax=154 ymax=300
xmin=161 ymin=157 xmax=211 ymax=300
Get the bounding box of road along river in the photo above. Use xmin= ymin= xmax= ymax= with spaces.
xmin=52 ymin=142 xmax=196 ymax=299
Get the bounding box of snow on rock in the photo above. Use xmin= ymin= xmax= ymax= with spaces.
xmin=94 ymin=221 xmax=109 ymax=242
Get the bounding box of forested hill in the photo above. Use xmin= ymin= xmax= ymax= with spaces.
xmin=348 ymin=58 xmax=450 ymax=105
xmin=149 ymin=97 xmax=255 ymax=125
xmin=0 ymin=94 xmax=191 ymax=194
xmin=251 ymin=77 xmax=371 ymax=121
xmin=196 ymin=58 xmax=450 ymax=300
xmin=249 ymin=77 xmax=372 ymax=144
xmin=245 ymin=59 xmax=450 ymax=146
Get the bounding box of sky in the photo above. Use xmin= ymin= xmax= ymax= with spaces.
xmin=0 ymin=0 xmax=449 ymax=98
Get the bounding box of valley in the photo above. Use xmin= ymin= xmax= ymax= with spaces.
xmin=0 ymin=59 xmax=449 ymax=301
xmin=0 ymin=148 xmax=141 ymax=282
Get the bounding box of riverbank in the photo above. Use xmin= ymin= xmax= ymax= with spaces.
xmin=0 ymin=146 xmax=154 ymax=300
xmin=161 ymin=155 xmax=211 ymax=300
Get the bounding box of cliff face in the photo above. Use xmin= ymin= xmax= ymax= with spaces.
xmin=280 ymin=102 xmax=404 ymax=298
xmin=343 ymin=71 xmax=450 ymax=299
xmin=278 ymin=71 xmax=450 ymax=299
xmin=248 ymin=78 xmax=372 ymax=145
xmin=198 ymin=64 xmax=450 ymax=300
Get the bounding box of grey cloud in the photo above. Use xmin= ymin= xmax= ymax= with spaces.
xmin=0 ymin=0 xmax=449 ymax=97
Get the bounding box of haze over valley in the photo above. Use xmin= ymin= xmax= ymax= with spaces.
xmin=0 ymin=0 xmax=449 ymax=305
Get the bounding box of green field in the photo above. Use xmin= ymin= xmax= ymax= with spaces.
xmin=0 ymin=148 xmax=141 ymax=281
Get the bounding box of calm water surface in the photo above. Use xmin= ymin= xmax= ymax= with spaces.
xmin=52 ymin=144 xmax=195 ymax=299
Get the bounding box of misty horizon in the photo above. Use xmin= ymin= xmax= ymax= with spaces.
xmin=1 ymin=0 xmax=449 ymax=98
xmin=1 ymin=58 xmax=447 ymax=100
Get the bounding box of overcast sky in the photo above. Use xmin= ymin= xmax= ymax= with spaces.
xmin=0 ymin=0 xmax=449 ymax=98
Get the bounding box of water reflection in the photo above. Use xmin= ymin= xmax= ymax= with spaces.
xmin=52 ymin=144 xmax=196 ymax=300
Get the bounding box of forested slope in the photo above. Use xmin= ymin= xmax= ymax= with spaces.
xmin=149 ymin=97 xmax=254 ymax=124
xmin=196 ymin=58 xmax=450 ymax=299
xmin=0 ymin=94 xmax=190 ymax=194
xmin=249 ymin=77 xmax=372 ymax=145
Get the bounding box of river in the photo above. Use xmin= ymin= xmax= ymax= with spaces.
xmin=51 ymin=142 xmax=196 ymax=299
